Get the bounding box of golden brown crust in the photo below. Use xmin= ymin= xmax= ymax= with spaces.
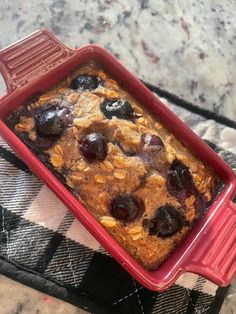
xmin=10 ymin=61 xmax=217 ymax=270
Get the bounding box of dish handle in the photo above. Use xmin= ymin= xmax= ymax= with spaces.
xmin=0 ymin=29 xmax=75 ymax=95
xmin=183 ymin=200 xmax=236 ymax=286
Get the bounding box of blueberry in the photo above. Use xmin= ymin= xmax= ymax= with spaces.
xmin=80 ymin=133 xmax=107 ymax=162
xmin=141 ymin=134 xmax=164 ymax=150
xmin=167 ymin=159 xmax=192 ymax=190
xmin=110 ymin=194 xmax=143 ymax=222
xmin=100 ymin=99 xmax=135 ymax=120
xmin=144 ymin=205 xmax=183 ymax=237
xmin=139 ymin=134 xmax=165 ymax=169
xmin=70 ymin=75 xmax=101 ymax=91
xmin=34 ymin=105 xmax=70 ymax=138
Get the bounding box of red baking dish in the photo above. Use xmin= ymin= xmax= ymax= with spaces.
xmin=0 ymin=30 xmax=236 ymax=291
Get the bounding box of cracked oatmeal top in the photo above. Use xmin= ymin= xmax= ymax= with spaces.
xmin=6 ymin=61 xmax=219 ymax=270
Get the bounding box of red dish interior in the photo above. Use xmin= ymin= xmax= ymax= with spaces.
xmin=0 ymin=30 xmax=236 ymax=291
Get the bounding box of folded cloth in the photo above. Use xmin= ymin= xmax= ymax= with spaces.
xmin=0 ymin=86 xmax=235 ymax=314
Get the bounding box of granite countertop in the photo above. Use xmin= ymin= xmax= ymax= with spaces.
xmin=0 ymin=1 xmax=235 ymax=313
xmin=0 ymin=275 xmax=86 ymax=314
xmin=0 ymin=0 xmax=236 ymax=122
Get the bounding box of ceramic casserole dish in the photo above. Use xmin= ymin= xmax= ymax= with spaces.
xmin=0 ymin=30 xmax=235 ymax=291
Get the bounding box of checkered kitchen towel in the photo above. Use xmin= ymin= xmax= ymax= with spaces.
xmin=0 ymin=85 xmax=236 ymax=314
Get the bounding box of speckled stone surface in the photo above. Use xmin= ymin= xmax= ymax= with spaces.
xmin=220 ymin=278 xmax=236 ymax=314
xmin=0 ymin=1 xmax=235 ymax=313
xmin=0 ymin=0 xmax=236 ymax=121
xmin=0 ymin=275 xmax=87 ymax=314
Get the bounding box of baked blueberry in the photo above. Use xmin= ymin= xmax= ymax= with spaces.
xmin=139 ymin=134 xmax=166 ymax=170
xmin=141 ymin=134 xmax=164 ymax=150
xmin=34 ymin=105 xmax=70 ymax=138
xmin=144 ymin=205 xmax=183 ymax=237
xmin=80 ymin=133 xmax=107 ymax=162
xmin=110 ymin=194 xmax=143 ymax=222
xmin=70 ymin=75 xmax=101 ymax=91
xmin=100 ymin=99 xmax=135 ymax=120
xmin=167 ymin=159 xmax=192 ymax=190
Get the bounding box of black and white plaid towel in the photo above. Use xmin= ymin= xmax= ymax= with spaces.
xmin=0 ymin=85 xmax=236 ymax=314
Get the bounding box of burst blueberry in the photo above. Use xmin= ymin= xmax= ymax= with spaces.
xmin=110 ymin=194 xmax=143 ymax=222
xmin=167 ymin=159 xmax=192 ymax=190
xmin=141 ymin=134 xmax=164 ymax=150
xmin=80 ymin=132 xmax=107 ymax=162
xmin=34 ymin=105 xmax=70 ymax=138
xmin=100 ymin=99 xmax=135 ymax=120
xmin=70 ymin=75 xmax=101 ymax=91
xmin=143 ymin=205 xmax=183 ymax=237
